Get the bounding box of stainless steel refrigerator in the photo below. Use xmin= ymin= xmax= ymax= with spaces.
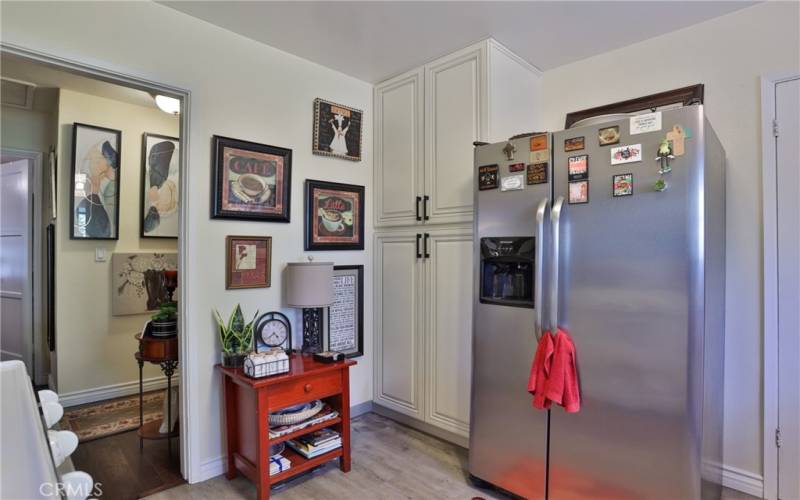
xmin=469 ymin=105 xmax=725 ymax=499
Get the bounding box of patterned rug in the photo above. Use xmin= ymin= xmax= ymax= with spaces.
xmin=61 ymin=391 xmax=164 ymax=442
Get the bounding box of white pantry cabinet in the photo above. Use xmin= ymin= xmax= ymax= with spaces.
xmin=374 ymin=38 xmax=542 ymax=228
xmin=374 ymin=227 xmax=473 ymax=437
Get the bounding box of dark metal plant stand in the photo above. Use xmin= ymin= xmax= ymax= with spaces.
xmin=135 ymin=333 xmax=179 ymax=457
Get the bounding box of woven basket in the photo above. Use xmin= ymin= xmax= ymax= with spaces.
xmin=269 ymin=400 xmax=323 ymax=426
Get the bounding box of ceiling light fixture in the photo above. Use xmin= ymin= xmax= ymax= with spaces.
xmin=154 ymin=94 xmax=181 ymax=115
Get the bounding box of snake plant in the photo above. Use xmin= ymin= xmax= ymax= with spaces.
xmin=214 ymin=304 xmax=258 ymax=355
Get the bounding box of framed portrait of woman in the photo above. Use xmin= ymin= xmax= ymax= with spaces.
xmin=312 ymin=98 xmax=362 ymax=162
xmin=70 ymin=122 xmax=122 ymax=240
xmin=211 ymin=136 xmax=292 ymax=222
xmin=304 ymin=179 xmax=364 ymax=251
xmin=141 ymin=133 xmax=180 ymax=238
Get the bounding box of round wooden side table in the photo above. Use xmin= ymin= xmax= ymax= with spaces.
xmin=135 ymin=333 xmax=178 ymax=456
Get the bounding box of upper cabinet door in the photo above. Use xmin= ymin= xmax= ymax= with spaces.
xmin=374 ymin=69 xmax=424 ymax=227
xmin=425 ymin=46 xmax=486 ymax=226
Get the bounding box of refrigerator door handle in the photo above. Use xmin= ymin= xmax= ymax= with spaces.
xmin=550 ymin=196 xmax=565 ymax=332
xmin=535 ymin=197 xmax=550 ymax=340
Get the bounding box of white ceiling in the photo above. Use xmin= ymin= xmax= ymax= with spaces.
xmin=1 ymin=53 xmax=159 ymax=110
xmin=161 ymin=1 xmax=756 ymax=83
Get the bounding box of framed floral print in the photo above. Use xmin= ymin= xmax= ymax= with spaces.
xmin=304 ymin=180 xmax=364 ymax=251
xmin=141 ymin=133 xmax=179 ymax=238
xmin=225 ymin=235 xmax=272 ymax=289
xmin=312 ymin=98 xmax=362 ymax=162
xmin=211 ymin=136 xmax=291 ymax=222
xmin=70 ymin=122 xmax=122 ymax=240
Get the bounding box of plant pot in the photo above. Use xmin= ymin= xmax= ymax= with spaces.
xmin=151 ymin=318 xmax=177 ymax=337
xmin=222 ymin=352 xmax=245 ymax=368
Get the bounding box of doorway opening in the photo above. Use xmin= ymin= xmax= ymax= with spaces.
xmin=0 ymin=46 xmax=190 ymax=499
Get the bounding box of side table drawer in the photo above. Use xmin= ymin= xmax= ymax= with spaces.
xmin=268 ymin=371 xmax=342 ymax=410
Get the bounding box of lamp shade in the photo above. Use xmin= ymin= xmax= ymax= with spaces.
xmin=285 ymin=262 xmax=334 ymax=308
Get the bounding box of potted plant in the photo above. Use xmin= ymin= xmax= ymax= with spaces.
xmin=151 ymin=301 xmax=178 ymax=337
xmin=214 ymin=304 xmax=258 ymax=368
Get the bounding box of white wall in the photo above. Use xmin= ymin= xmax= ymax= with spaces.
xmin=54 ymin=89 xmax=179 ymax=396
xmin=540 ymin=1 xmax=800 ymax=484
xmin=0 ymin=0 xmax=373 ymax=482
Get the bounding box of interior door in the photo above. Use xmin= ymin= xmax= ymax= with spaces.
xmin=374 ymin=230 xmax=425 ymax=418
xmin=374 ymin=69 xmax=424 ymax=227
xmin=776 ymin=77 xmax=800 ymax=500
xmin=0 ymin=159 xmax=32 ymax=373
xmin=425 ymin=46 xmax=484 ymax=225
xmin=424 ymin=227 xmax=473 ymax=436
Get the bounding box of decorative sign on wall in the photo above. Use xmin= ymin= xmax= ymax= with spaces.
xmin=141 ymin=133 xmax=179 ymax=238
xmin=112 ymin=253 xmax=177 ymax=316
xmin=305 ymin=179 xmax=365 ymax=251
xmin=325 ymin=265 xmax=364 ymax=358
xmin=313 ymin=98 xmax=363 ymax=162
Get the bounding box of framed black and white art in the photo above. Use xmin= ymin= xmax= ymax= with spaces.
xmin=141 ymin=133 xmax=179 ymax=238
xmin=323 ymin=265 xmax=364 ymax=358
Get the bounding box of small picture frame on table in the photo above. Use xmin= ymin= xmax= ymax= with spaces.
xmin=225 ymin=235 xmax=272 ymax=289
xmin=323 ymin=265 xmax=364 ymax=358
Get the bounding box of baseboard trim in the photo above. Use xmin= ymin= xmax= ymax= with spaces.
xmin=704 ymin=461 xmax=763 ymax=497
xmin=351 ymin=400 xmax=373 ymax=418
xmin=58 ymin=375 xmax=180 ymax=407
xmin=372 ymin=403 xmax=469 ymax=448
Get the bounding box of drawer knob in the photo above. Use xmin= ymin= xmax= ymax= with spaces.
xmin=304 ymin=384 xmax=313 ymax=393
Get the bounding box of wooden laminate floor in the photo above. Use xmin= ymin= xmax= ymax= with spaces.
xmin=145 ymin=412 xmax=758 ymax=500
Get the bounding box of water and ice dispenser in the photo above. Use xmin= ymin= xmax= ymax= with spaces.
xmin=479 ymin=237 xmax=535 ymax=308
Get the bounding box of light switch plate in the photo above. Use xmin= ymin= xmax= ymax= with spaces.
xmin=95 ymin=248 xmax=107 ymax=262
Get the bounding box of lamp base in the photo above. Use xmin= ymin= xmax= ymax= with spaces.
xmin=301 ymin=307 xmax=324 ymax=354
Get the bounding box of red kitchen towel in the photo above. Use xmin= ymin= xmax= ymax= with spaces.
xmin=545 ymin=328 xmax=581 ymax=413
xmin=527 ymin=330 xmax=554 ymax=409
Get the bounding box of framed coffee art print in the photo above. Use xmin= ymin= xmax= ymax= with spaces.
xmin=312 ymin=98 xmax=363 ymax=162
xmin=141 ymin=133 xmax=179 ymax=238
xmin=226 ymin=235 xmax=271 ymax=289
xmin=211 ymin=136 xmax=291 ymax=222
xmin=305 ymin=179 xmax=365 ymax=251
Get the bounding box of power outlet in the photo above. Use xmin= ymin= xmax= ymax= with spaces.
xmin=95 ymin=247 xmax=107 ymax=262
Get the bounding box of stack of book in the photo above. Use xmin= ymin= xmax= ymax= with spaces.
xmin=269 ymin=454 xmax=291 ymax=476
xmin=286 ymin=429 xmax=342 ymax=459
xmin=268 ymin=404 xmax=339 ymax=439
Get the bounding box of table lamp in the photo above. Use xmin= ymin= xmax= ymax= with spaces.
xmin=285 ymin=260 xmax=334 ymax=354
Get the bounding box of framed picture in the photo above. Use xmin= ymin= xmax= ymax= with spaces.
xmin=610 ymin=144 xmax=642 ymax=165
xmin=613 ymin=173 xmax=634 ymax=197
xmin=564 ymin=137 xmax=585 ymax=152
xmin=211 ymin=136 xmax=292 ymax=222
xmin=226 ymin=236 xmax=272 ymax=289
xmin=598 ymin=126 xmax=620 ymax=146
xmin=111 ymin=253 xmax=177 ymax=315
xmin=568 ymin=155 xmax=589 ymax=181
xmin=312 ymin=98 xmax=363 ymax=162
xmin=304 ymin=180 xmax=365 ymax=251
xmin=323 ymin=265 xmax=364 ymax=358
xmin=141 ymin=133 xmax=179 ymax=238
xmin=70 ymin=123 xmax=122 ymax=239
xmin=568 ymin=180 xmax=589 ymax=204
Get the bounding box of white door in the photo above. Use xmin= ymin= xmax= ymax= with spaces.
xmin=0 ymin=159 xmax=33 ymax=374
xmin=425 ymin=46 xmax=485 ymax=226
xmin=374 ymin=68 xmax=424 ymax=228
xmin=776 ymin=77 xmax=800 ymax=500
xmin=374 ymin=230 xmax=425 ymax=418
xmin=424 ymin=227 xmax=473 ymax=437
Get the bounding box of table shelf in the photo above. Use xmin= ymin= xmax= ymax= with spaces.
xmin=267 ymin=416 xmax=343 ymax=446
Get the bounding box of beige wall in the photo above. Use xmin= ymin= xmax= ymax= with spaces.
xmin=540 ymin=1 xmax=800 ymax=480
xmin=55 ymin=89 xmax=179 ymax=395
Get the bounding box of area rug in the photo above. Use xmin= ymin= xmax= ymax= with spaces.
xmin=61 ymin=391 xmax=164 ymax=442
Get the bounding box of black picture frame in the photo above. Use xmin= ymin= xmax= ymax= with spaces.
xmin=567 ymin=154 xmax=589 ymax=181
xmin=612 ymin=173 xmax=634 ymax=197
xmin=141 ymin=133 xmax=180 ymax=238
xmin=211 ymin=135 xmax=292 ymax=222
xmin=312 ymin=98 xmax=363 ymax=162
xmin=304 ymin=179 xmax=365 ymax=251
xmin=568 ymin=180 xmax=590 ymax=205
xmin=324 ymin=265 xmax=364 ymax=358
xmin=70 ymin=122 xmax=122 ymax=240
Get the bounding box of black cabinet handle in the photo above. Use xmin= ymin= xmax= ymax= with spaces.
xmin=423 ymin=195 xmax=430 ymax=220
xmin=424 ymin=233 xmax=430 ymax=259
xmin=416 ymin=233 xmax=422 ymax=259
xmin=415 ymin=196 xmax=422 ymax=221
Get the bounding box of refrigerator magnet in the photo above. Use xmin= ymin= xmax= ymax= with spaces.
xmin=598 ymin=125 xmax=620 ymax=146
xmin=478 ymin=164 xmax=499 ymax=190
xmin=530 ymin=134 xmax=548 ymax=152
xmin=568 ymin=180 xmax=589 ymax=204
xmin=568 ymin=155 xmax=589 ymax=181
xmin=564 ymin=137 xmax=585 ymax=152
xmin=527 ymin=163 xmax=548 ymax=185
xmin=666 ymin=125 xmax=686 ymax=156
xmin=613 ymin=173 xmax=633 ymax=197
xmin=610 ymin=144 xmax=642 ymax=165
xmin=530 ymin=150 xmax=549 ymax=164
xmin=500 ymin=174 xmax=525 ymax=192
xmin=629 ymin=111 xmax=662 ymax=135
xmin=509 ymin=162 xmax=525 ymax=173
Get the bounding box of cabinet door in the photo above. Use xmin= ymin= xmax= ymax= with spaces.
xmin=424 ymin=227 xmax=473 ymax=436
xmin=374 ymin=69 xmax=424 ymax=227
xmin=424 ymin=46 xmax=486 ymax=225
xmin=373 ymin=231 xmax=425 ymax=418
